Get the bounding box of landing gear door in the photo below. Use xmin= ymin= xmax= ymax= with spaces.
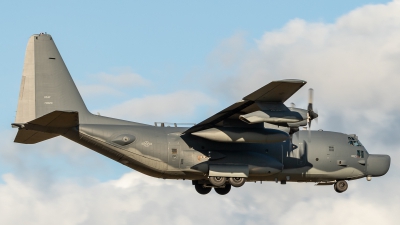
xmin=297 ymin=140 xmax=307 ymax=166
xmin=181 ymin=150 xmax=193 ymax=169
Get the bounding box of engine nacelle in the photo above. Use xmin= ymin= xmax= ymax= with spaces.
xmin=191 ymin=127 xmax=289 ymax=143
xmin=239 ymin=110 xmax=306 ymax=124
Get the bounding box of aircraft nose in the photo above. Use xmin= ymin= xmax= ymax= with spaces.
xmin=366 ymin=154 xmax=391 ymax=177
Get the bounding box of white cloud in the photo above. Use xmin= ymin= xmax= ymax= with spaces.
xmin=2 ymin=1 xmax=400 ymax=225
xmin=205 ymin=0 xmax=400 ymax=149
xmin=77 ymin=68 xmax=150 ymax=99
xmin=97 ymin=90 xmax=217 ymax=124
xmin=0 ymin=130 xmax=120 ymax=186
xmin=209 ymin=0 xmax=400 ymax=103
xmin=0 ymin=166 xmax=398 ymax=225
xmin=96 ymin=69 xmax=150 ymax=88
xmin=78 ymin=84 xmax=122 ymax=98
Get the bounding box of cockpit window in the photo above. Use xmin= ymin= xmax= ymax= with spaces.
xmin=348 ymin=137 xmax=363 ymax=146
xmin=357 ymin=150 xmax=365 ymax=158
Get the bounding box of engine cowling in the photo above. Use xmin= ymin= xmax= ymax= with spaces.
xmin=239 ymin=110 xmax=306 ymax=125
xmin=191 ymin=127 xmax=289 ymax=143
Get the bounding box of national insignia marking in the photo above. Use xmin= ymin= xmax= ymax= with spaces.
xmin=141 ymin=141 xmax=153 ymax=147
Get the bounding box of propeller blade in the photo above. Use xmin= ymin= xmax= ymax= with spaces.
xmin=308 ymin=88 xmax=314 ymax=111
xmin=307 ymin=88 xmax=318 ymax=128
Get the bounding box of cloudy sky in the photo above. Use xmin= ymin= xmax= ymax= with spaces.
xmin=1 ymin=1 xmax=399 ymax=224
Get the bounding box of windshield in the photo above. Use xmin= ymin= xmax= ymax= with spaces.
xmin=348 ymin=136 xmax=363 ymax=146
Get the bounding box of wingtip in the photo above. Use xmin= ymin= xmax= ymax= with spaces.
xmin=11 ymin=123 xmax=25 ymax=128
xmin=272 ymin=79 xmax=307 ymax=84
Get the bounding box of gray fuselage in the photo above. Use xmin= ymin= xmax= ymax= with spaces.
xmin=61 ymin=123 xmax=388 ymax=183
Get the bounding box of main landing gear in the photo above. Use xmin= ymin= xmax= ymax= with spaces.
xmin=194 ymin=183 xmax=212 ymax=195
xmin=334 ymin=180 xmax=348 ymax=193
xmin=214 ymin=184 xmax=231 ymax=195
xmin=194 ymin=177 xmax=246 ymax=195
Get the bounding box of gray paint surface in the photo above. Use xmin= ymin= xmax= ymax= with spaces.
xmin=12 ymin=34 xmax=391 ymax=194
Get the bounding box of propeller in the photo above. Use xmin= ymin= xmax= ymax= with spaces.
xmin=307 ymin=88 xmax=319 ymax=129
xmin=291 ymin=102 xmax=296 ymax=108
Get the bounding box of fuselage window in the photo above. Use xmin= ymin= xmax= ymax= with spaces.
xmin=361 ymin=151 xmax=364 ymax=158
xmin=348 ymin=137 xmax=363 ymax=147
xmin=357 ymin=150 xmax=361 ymax=158
xmin=171 ymin=148 xmax=178 ymax=159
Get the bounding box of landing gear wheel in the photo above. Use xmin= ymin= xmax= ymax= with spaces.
xmin=209 ymin=176 xmax=226 ymax=187
xmin=228 ymin=177 xmax=246 ymax=187
xmin=334 ymin=180 xmax=348 ymax=193
xmin=195 ymin=184 xmax=212 ymax=195
xmin=215 ymin=184 xmax=231 ymax=195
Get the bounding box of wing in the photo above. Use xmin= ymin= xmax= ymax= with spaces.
xmin=184 ymin=79 xmax=306 ymax=134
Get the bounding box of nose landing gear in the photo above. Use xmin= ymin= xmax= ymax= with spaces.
xmin=334 ymin=180 xmax=348 ymax=193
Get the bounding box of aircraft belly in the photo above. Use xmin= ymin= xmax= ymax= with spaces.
xmin=305 ymin=167 xmax=364 ymax=179
xmin=70 ymin=131 xmax=167 ymax=177
xmin=248 ymin=165 xmax=281 ymax=176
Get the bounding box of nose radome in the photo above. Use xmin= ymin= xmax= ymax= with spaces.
xmin=367 ymin=154 xmax=391 ymax=177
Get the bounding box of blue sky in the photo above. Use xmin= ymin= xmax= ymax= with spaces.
xmin=1 ymin=0 xmax=392 ymax=125
xmin=1 ymin=1 xmax=399 ymax=224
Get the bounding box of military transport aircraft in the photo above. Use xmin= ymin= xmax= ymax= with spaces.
xmin=12 ymin=33 xmax=390 ymax=195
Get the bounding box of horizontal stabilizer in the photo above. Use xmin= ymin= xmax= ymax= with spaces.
xmin=28 ymin=110 xmax=79 ymax=127
xmin=12 ymin=110 xmax=79 ymax=144
xmin=14 ymin=129 xmax=59 ymax=144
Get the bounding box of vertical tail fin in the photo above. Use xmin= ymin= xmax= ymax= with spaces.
xmin=15 ymin=33 xmax=146 ymax=128
xmin=15 ymin=33 xmax=90 ymax=123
